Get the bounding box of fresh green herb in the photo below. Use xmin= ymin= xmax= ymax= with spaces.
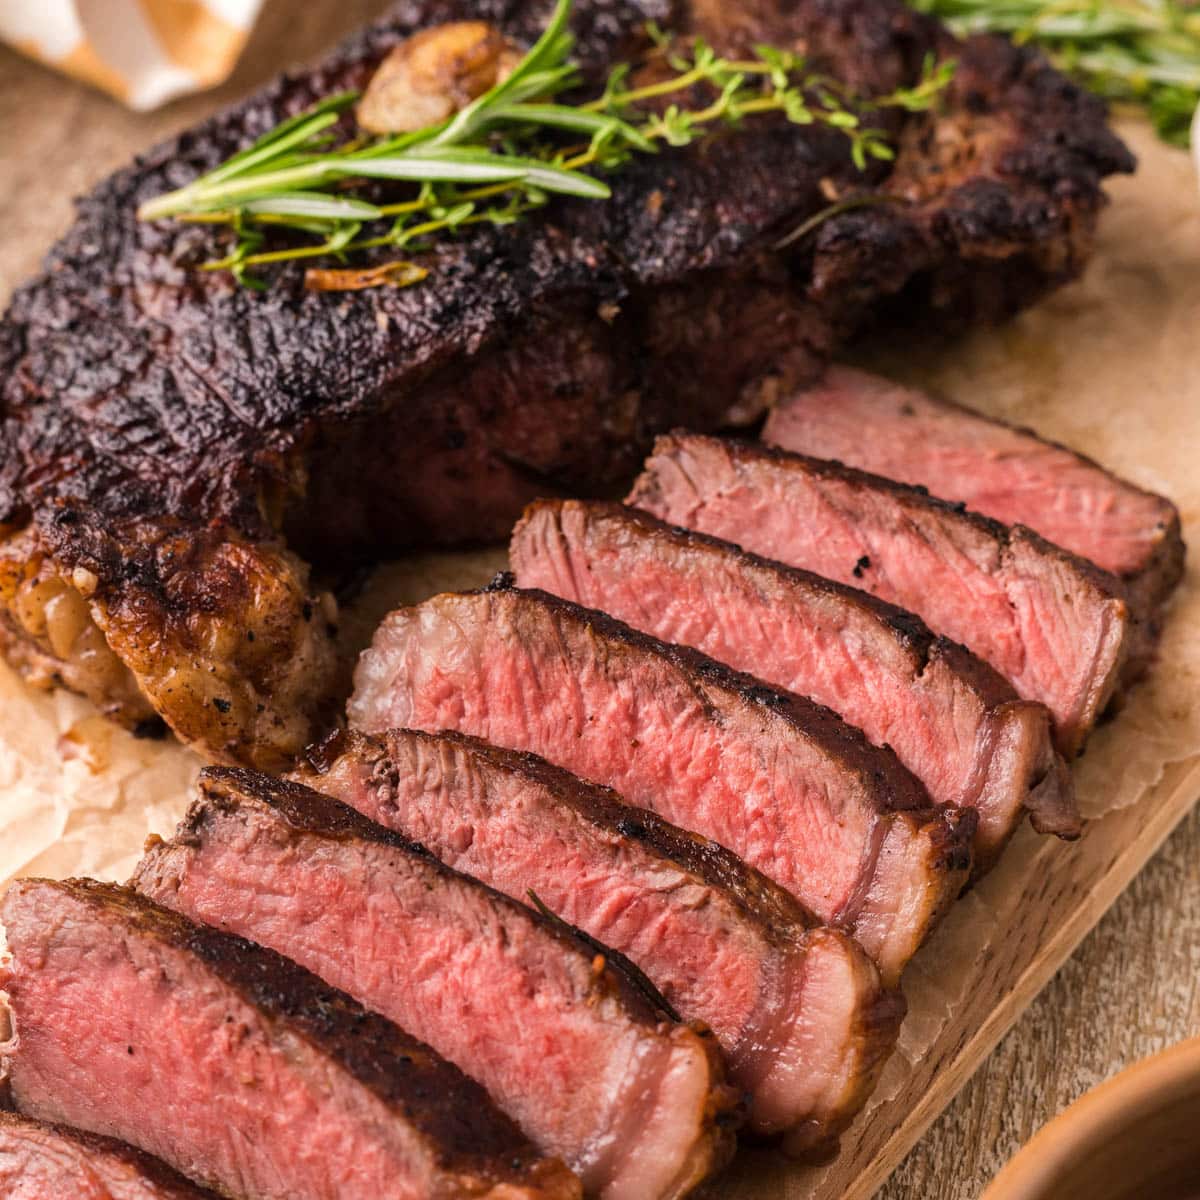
xmin=909 ymin=0 xmax=1200 ymax=147
xmin=139 ymin=0 xmax=954 ymax=288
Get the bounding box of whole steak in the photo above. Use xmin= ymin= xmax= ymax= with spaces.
xmin=0 ymin=0 xmax=1132 ymax=767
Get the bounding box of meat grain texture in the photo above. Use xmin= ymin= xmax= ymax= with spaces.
xmin=1 ymin=878 xmax=581 ymax=1200
xmin=298 ymin=727 xmax=905 ymax=1153
xmin=511 ymin=499 xmax=1076 ymax=868
xmin=0 ymin=0 xmax=1133 ymax=767
xmin=629 ymin=434 xmax=1131 ymax=758
xmin=134 ymin=768 xmax=739 ymax=1200
xmin=348 ymin=583 xmax=976 ymax=983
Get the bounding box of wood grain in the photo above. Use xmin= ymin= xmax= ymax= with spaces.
xmin=1 ymin=9 xmax=1198 ymax=1200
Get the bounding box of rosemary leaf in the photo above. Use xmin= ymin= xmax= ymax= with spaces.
xmin=243 ymin=192 xmax=383 ymax=219
xmin=346 ymin=155 xmax=532 ymax=183
xmin=214 ymin=92 xmax=359 ymax=174
xmin=505 ymin=160 xmax=612 ymax=197
xmin=202 ymin=111 xmax=344 ymax=187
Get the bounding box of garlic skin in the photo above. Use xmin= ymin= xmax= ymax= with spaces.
xmin=358 ymin=22 xmax=522 ymax=134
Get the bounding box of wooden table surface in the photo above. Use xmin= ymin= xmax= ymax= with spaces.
xmin=1 ymin=6 xmax=1197 ymax=1196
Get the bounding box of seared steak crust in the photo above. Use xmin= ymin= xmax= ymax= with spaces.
xmin=0 ymin=0 xmax=1132 ymax=766
xmin=0 ymin=1112 xmax=219 ymax=1200
xmin=1 ymin=878 xmax=579 ymax=1200
xmin=297 ymin=727 xmax=906 ymax=1152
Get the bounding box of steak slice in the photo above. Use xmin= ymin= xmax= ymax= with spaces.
xmin=296 ymin=727 xmax=904 ymax=1154
xmin=348 ymin=583 xmax=975 ymax=983
xmin=629 ymin=434 xmax=1131 ymax=759
xmin=511 ymin=499 xmax=1076 ymax=867
xmin=0 ymin=0 xmax=1134 ymax=766
xmin=0 ymin=1112 xmax=218 ymax=1200
xmin=134 ymin=768 xmax=738 ymax=1200
xmin=0 ymin=878 xmax=580 ymax=1200
xmin=762 ymin=366 xmax=1185 ymax=623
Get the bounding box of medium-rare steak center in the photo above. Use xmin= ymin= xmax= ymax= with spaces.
xmin=297 ymin=726 xmax=905 ymax=1153
xmin=0 ymin=1112 xmax=220 ymax=1200
xmin=348 ymin=582 xmax=975 ymax=983
xmin=762 ymin=366 xmax=1185 ymax=623
xmin=134 ymin=768 xmax=740 ymax=1200
xmin=0 ymin=878 xmax=581 ymax=1200
xmin=511 ymin=498 xmax=1077 ymax=868
xmin=630 ymin=434 xmax=1131 ymax=757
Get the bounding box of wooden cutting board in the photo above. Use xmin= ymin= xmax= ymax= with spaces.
xmin=1 ymin=15 xmax=1198 ymax=1197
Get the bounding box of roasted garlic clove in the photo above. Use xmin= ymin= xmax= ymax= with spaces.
xmin=358 ymin=21 xmax=523 ymax=134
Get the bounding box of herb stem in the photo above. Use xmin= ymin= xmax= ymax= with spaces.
xmin=579 ymin=63 xmax=714 ymax=110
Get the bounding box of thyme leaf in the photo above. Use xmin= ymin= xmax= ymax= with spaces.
xmin=139 ymin=0 xmax=955 ymax=289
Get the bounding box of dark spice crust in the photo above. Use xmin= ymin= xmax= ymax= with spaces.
xmin=0 ymin=0 xmax=1133 ymax=766
xmin=0 ymin=0 xmax=1132 ymax=540
xmin=0 ymin=1112 xmax=220 ymax=1199
xmin=193 ymin=765 xmax=427 ymax=851
xmin=9 ymin=877 xmax=558 ymax=1186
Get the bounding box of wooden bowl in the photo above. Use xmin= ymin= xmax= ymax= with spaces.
xmin=982 ymin=1036 xmax=1200 ymax=1200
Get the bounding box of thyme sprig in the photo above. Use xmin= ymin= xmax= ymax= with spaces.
xmin=911 ymin=0 xmax=1200 ymax=147
xmin=139 ymin=0 xmax=954 ymax=288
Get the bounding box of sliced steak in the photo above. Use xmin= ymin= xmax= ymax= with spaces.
xmin=511 ymin=499 xmax=1076 ymax=866
xmin=0 ymin=878 xmax=580 ymax=1200
xmin=0 ymin=1112 xmax=218 ymax=1200
xmin=296 ymin=727 xmax=904 ymax=1153
xmin=629 ymin=434 xmax=1131 ymax=758
xmin=134 ymin=768 xmax=738 ymax=1200
xmin=348 ymin=584 xmax=975 ymax=984
xmin=762 ymin=366 xmax=1185 ymax=622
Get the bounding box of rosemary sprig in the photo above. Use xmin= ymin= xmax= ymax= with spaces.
xmin=139 ymin=0 xmax=954 ymax=288
xmin=910 ymin=0 xmax=1200 ymax=147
